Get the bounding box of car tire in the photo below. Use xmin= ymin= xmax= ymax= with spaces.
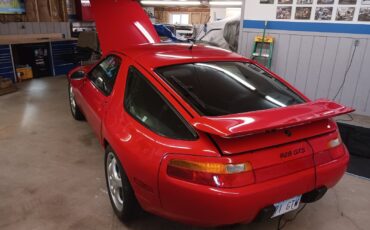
xmin=68 ymin=83 xmax=85 ymax=121
xmin=105 ymin=146 xmax=141 ymax=222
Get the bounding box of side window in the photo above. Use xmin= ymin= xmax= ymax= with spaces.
xmin=88 ymin=55 xmax=121 ymax=95
xmin=124 ymin=67 xmax=197 ymax=140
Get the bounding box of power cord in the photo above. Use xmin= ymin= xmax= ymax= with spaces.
xmin=332 ymin=40 xmax=359 ymax=101
xmin=276 ymin=204 xmax=307 ymax=230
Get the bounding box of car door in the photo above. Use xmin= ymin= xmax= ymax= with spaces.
xmin=79 ymin=55 xmax=122 ymax=140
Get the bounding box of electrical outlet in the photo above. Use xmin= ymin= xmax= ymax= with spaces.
xmin=354 ymin=40 xmax=360 ymax=47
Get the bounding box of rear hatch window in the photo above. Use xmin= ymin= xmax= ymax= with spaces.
xmin=156 ymin=62 xmax=305 ymax=116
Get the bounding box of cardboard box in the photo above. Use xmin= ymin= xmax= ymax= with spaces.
xmin=16 ymin=67 xmax=33 ymax=80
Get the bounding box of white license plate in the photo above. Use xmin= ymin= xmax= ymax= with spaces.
xmin=271 ymin=195 xmax=302 ymax=218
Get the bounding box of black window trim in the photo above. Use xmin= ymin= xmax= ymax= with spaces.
xmin=87 ymin=54 xmax=122 ymax=96
xmin=123 ymin=66 xmax=198 ymax=141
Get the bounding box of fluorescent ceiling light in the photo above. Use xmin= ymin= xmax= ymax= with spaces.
xmin=141 ymin=1 xmax=201 ymax=5
xmin=209 ymin=1 xmax=242 ymax=6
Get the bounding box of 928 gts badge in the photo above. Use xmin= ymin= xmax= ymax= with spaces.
xmin=280 ymin=148 xmax=306 ymax=159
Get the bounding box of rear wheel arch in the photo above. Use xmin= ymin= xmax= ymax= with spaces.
xmin=104 ymin=145 xmax=142 ymax=221
xmin=103 ymin=138 xmax=110 ymax=150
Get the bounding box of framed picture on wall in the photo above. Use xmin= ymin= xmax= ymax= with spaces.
xmin=276 ymin=6 xmax=292 ymax=19
xmin=278 ymin=0 xmax=293 ymax=4
xmin=260 ymin=0 xmax=274 ymax=3
xmin=358 ymin=7 xmax=370 ymax=21
xmin=315 ymin=7 xmax=333 ymax=20
xmin=362 ymin=0 xmax=370 ymax=5
xmin=317 ymin=0 xmax=334 ymax=4
xmin=336 ymin=7 xmax=355 ymax=21
xmin=297 ymin=0 xmax=313 ymax=4
xmin=295 ymin=7 xmax=312 ymax=19
xmin=338 ymin=0 xmax=357 ymax=4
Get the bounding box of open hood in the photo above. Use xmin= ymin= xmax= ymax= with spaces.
xmin=90 ymin=0 xmax=160 ymax=54
xmin=191 ymin=100 xmax=354 ymax=138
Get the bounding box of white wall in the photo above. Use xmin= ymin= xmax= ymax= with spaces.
xmin=210 ymin=7 xmax=241 ymax=22
xmin=240 ymin=0 xmax=370 ymax=116
xmin=210 ymin=8 xmax=226 ymax=22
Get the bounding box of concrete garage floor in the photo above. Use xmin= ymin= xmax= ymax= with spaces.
xmin=1 ymin=76 xmax=370 ymax=230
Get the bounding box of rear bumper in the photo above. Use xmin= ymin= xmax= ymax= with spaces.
xmin=157 ymin=152 xmax=349 ymax=227
xmin=316 ymin=147 xmax=350 ymax=189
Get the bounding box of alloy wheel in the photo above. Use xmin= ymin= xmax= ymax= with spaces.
xmin=107 ymin=152 xmax=124 ymax=211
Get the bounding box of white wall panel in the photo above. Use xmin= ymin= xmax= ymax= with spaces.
xmin=304 ymin=36 xmax=326 ymax=99
xmin=240 ymin=29 xmax=370 ymax=115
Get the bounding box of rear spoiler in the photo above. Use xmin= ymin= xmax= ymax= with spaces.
xmin=191 ymin=100 xmax=354 ymax=138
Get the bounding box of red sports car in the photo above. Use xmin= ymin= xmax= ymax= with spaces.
xmin=67 ymin=0 xmax=353 ymax=227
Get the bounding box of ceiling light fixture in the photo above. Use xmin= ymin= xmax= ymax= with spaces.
xmin=209 ymin=1 xmax=242 ymax=6
xmin=140 ymin=1 xmax=201 ymax=6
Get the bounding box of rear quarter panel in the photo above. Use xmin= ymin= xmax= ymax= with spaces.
xmin=101 ymin=58 xmax=220 ymax=212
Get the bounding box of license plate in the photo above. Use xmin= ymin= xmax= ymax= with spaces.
xmin=271 ymin=195 xmax=302 ymax=218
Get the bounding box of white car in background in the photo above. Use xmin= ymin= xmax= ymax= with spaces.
xmin=196 ymin=15 xmax=241 ymax=52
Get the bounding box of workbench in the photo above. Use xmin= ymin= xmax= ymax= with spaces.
xmin=0 ymin=33 xmax=78 ymax=82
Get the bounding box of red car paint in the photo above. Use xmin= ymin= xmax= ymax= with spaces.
xmin=67 ymin=0 xmax=354 ymax=227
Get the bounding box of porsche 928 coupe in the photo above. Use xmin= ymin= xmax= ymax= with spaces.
xmin=67 ymin=0 xmax=353 ymax=227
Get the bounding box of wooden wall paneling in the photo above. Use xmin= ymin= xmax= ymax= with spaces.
xmin=37 ymin=0 xmax=52 ymax=22
xmin=191 ymin=13 xmax=201 ymax=24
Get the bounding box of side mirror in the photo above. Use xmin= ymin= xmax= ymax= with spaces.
xmin=70 ymin=70 xmax=85 ymax=79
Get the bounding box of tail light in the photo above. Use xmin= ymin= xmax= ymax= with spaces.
xmin=167 ymin=159 xmax=254 ymax=188
xmin=315 ymin=136 xmax=346 ymax=165
xmin=328 ymin=137 xmax=345 ymax=159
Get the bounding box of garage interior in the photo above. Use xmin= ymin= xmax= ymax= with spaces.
xmin=1 ymin=0 xmax=370 ymax=230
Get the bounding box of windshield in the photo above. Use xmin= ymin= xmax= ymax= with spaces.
xmin=155 ymin=62 xmax=305 ymax=116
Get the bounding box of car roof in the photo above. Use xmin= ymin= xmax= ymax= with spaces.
xmin=120 ymin=43 xmax=248 ymax=69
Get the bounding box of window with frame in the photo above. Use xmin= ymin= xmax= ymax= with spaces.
xmin=171 ymin=13 xmax=189 ymax=24
xmin=124 ymin=66 xmax=197 ymax=140
xmin=88 ymin=55 xmax=121 ymax=95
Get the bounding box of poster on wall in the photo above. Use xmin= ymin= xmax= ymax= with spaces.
xmin=276 ymin=6 xmax=292 ymax=19
xmin=336 ymin=7 xmax=355 ymax=21
xmin=295 ymin=7 xmax=312 ymax=19
xmin=315 ymin=7 xmax=333 ymax=20
xmin=260 ymin=0 xmax=274 ymax=4
xmin=338 ymin=0 xmax=357 ymax=4
xmin=362 ymin=0 xmax=370 ymax=5
xmin=358 ymin=7 xmax=370 ymax=21
xmin=297 ymin=0 xmax=313 ymax=4
xmin=317 ymin=0 xmax=334 ymax=4
xmin=0 ymin=0 xmax=25 ymax=14
xmin=278 ymin=0 xmax=293 ymax=4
